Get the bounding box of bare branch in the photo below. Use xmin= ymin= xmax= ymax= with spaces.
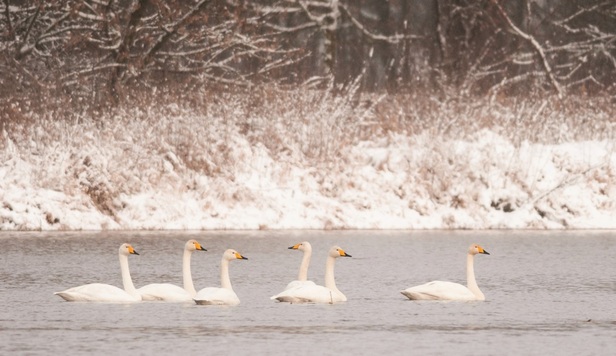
xmin=3 ymin=0 xmax=13 ymax=40
xmin=16 ymin=2 xmax=40 ymax=59
xmin=489 ymin=0 xmax=563 ymax=97
xmin=338 ymin=3 xmax=421 ymax=44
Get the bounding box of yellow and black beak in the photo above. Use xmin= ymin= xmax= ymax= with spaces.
xmin=196 ymin=243 xmax=207 ymax=251
xmin=479 ymin=247 xmax=490 ymax=255
xmin=235 ymin=252 xmax=248 ymax=260
xmin=288 ymin=244 xmax=300 ymax=250
xmin=128 ymin=246 xmax=139 ymax=255
xmin=340 ymin=250 xmax=352 ymax=258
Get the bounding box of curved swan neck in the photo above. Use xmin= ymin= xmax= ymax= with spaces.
xmin=182 ymin=249 xmax=196 ymax=295
xmin=466 ymin=253 xmax=484 ymax=300
xmin=119 ymin=253 xmax=138 ymax=296
xmin=297 ymin=249 xmax=312 ymax=281
xmin=220 ymin=257 xmax=232 ymax=290
xmin=324 ymin=255 xmax=340 ymax=293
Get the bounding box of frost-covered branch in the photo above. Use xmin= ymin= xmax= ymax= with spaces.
xmin=489 ymin=0 xmax=563 ymax=97
xmin=139 ymin=0 xmax=211 ymax=64
xmin=338 ymin=3 xmax=421 ymax=44
xmin=3 ymin=0 xmax=13 ymax=40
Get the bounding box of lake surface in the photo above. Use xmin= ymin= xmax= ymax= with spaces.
xmin=0 ymin=230 xmax=614 ymax=355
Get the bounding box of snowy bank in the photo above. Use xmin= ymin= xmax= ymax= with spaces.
xmin=1 ymin=113 xmax=615 ymax=230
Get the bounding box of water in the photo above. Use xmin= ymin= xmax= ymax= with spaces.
xmin=1 ymin=230 xmax=614 ymax=355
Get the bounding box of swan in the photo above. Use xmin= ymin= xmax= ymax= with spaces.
xmin=193 ymin=249 xmax=248 ymax=306
xmin=55 ymin=243 xmax=142 ymax=302
xmin=271 ymin=245 xmax=352 ymax=304
xmin=401 ymin=243 xmax=490 ymax=301
xmin=283 ymin=241 xmax=316 ymax=290
xmin=137 ymin=239 xmax=207 ymax=302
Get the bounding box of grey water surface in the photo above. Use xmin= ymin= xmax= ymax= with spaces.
xmin=0 ymin=230 xmax=614 ymax=355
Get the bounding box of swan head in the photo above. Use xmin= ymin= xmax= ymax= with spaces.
xmin=186 ymin=239 xmax=207 ymax=252
xmin=120 ymin=243 xmax=139 ymax=256
xmin=288 ymin=241 xmax=312 ymax=252
xmin=468 ymin=244 xmax=489 ymax=256
xmin=329 ymin=245 xmax=352 ymax=258
xmin=223 ymin=249 xmax=248 ymax=261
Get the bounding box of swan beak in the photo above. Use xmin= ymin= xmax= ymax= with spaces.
xmin=288 ymin=243 xmax=300 ymax=250
xmin=479 ymin=247 xmax=490 ymax=255
xmin=339 ymin=250 xmax=352 ymax=258
xmin=128 ymin=246 xmax=139 ymax=255
xmin=235 ymin=252 xmax=248 ymax=260
xmin=195 ymin=243 xmax=207 ymax=251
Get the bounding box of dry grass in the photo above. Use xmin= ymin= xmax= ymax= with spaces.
xmin=2 ymin=84 xmax=615 ymax=175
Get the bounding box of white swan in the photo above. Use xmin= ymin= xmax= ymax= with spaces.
xmin=55 ymin=243 xmax=142 ymax=302
xmin=193 ymin=249 xmax=248 ymax=306
xmin=283 ymin=241 xmax=316 ymax=290
xmin=137 ymin=239 xmax=207 ymax=302
xmin=401 ymin=243 xmax=490 ymax=301
xmin=271 ymin=245 xmax=352 ymax=304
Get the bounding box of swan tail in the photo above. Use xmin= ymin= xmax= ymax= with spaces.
xmin=54 ymin=292 xmax=74 ymax=301
xmin=401 ymin=290 xmax=439 ymax=300
xmin=194 ymin=298 xmax=239 ymax=306
xmin=273 ymin=296 xmax=312 ymax=304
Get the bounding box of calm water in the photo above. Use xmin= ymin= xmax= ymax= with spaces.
xmin=0 ymin=230 xmax=614 ymax=355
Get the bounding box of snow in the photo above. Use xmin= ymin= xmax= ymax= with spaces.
xmin=1 ymin=112 xmax=615 ymax=231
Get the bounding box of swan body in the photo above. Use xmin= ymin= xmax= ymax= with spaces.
xmin=55 ymin=243 xmax=142 ymax=303
xmin=283 ymin=241 xmax=316 ymax=290
xmin=137 ymin=240 xmax=206 ymax=302
xmin=271 ymin=246 xmax=351 ymax=304
xmin=401 ymin=244 xmax=490 ymax=301
xmin=194 ymin=249 xmax=247 ymax=306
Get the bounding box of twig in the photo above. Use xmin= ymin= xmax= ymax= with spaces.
xmin=530 ymin=162 xmax=607 ymax=206
xmin=489 ymin=0 xmax=564 ymax=97
xmin=3 ymin=0 xmax=13 ymax=40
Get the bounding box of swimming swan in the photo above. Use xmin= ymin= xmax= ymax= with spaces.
xmin=137 ymin=239 xmax=206 ymax=302
xmin=55 ymin=243 xmax=142 ymax=302
xmin=401 ymin=244 xmax=490 ymax=301
xmin=193 ymin=249 xmax=248 ymax=306
xmin=283 ymin=241 xmax=316 ymax=290
xmin=271 ymin=245 xmax=352 ymax=304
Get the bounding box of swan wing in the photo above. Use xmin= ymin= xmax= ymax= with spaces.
xmin=194 ymin=287 xmax=240 ymax=306
xmin=272 ymin=284 xmax=346 ymax=304
xmin=137 ymin=283 xmax=192 ymax=302
xmin=55 ymin=283 xmax=141 ymax=302
xmin=401 ymin=281 xmax=477 ymax=301
xmin=284 ymin=280 xmax=316 ymax=291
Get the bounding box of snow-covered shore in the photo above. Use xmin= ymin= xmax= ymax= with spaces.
xmin=1 ymin=111 xmax=614 ymax=230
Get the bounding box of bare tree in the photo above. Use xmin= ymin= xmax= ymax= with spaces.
xmin=0 ymin=0 xmax=303 ymax=108
xmin=455 ymin=0 xmax=616 ymax=96
xmin=1 ymin=0 xmax=615 ymax=116
xmin=243 ymin=0 xmax=420 ymax=88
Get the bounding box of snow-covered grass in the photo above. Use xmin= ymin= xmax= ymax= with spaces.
xmin=1 ymin=86 xmax=615 ymax=230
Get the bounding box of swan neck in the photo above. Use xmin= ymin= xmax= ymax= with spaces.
xmin=297 ymin=249 xmax=312 ymax=281
xmin=324 ymin=255 xmax=340 ymax=293
xmin=119 ymin=253 xmax=138 ymax=296
xmin=466 ymin=253 xmax=484 ymax=300
xmin=220 ymin=257 xmax=233 ymax=290
xmin=182 ymin=249 xmax=196 ymax=296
